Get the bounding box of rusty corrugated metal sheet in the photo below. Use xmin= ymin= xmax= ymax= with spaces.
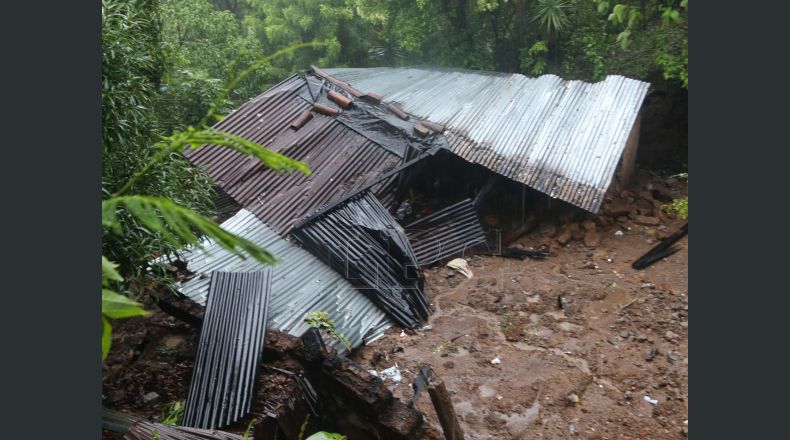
xmin=185 ymin=75 xmax=403 ymax=234
xmin=182 ymin=270 xmax=271 ymax=430
xmin=404 ymin=199 xmax=487 ymax=265
xmin=291 ymin=190 xmax=430 ymax=328
xmin=323 ymin=67 xmax=650 ymax=212
xmin=124 ymin=421 xmax=243 ymax=440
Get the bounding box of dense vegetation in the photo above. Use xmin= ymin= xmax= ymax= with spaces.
xmin=101 ymin=0 xmax=687 ymax=359
xmin=156 ymin=0 xmax=688 ymax=127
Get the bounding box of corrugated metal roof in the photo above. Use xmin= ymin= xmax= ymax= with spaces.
xmin=176 ymin=209 xmax=391 ymax=351
xmin=323 ymin=67 xmax=650 ymax=212
xmin=404 ymin=198 xmax=487 ymax=266
xmin=291 ymin=191 xmax=430 ymax=328
xmin=185 ymin=75 xmax=403 ymax=234
xmin=183 ymin=270 xmax=271 ymax=430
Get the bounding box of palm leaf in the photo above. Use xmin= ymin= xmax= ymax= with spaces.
xmin=103 ymin=195 xmax=278 ymax=264
xmin=102 ymin=256 xmax=123 ymax=286
xmin=102 ymin=289 xmax=150 ymax=319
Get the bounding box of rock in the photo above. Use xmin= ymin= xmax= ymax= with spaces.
xmin=606 ymin=201 xmax=631 ymax=217
xmin=143 ymin=392 xmax=160 ymax=403
xmin=442 ymin=361 xmax=455 ymax=369
xmin=582 ymin=220 xmax=596 ymax=231
xmin=558 ymin=322 xmax=585 ymax=333
xmin=655 ymin=230 xmax=670 ymax=240
xmin=570 ymin=224 xmax=585 ymax=241
xmin=582 ymin=261 xmax=598 ymax=269
xmin=539 ymin=223 xmax=557 ymax=237
xmin=644 ymin=348 xmax=657 ymax=361
xmin=633 ymin=215 xmax=661 ymax=226
xmin=665 ymin=330 xmax=680 ymax=341
xmin=638 ymin=191 xmax=654 ymax=201
xmin=566 ymin=392 xmax=581 ymax=405
xmin=556 ymin=230 xmax=573 ymax=245
xmin=619 ymin=331 xmax=630 ymax=339
xmin=584 ymin=230 xmax=601 ymax=247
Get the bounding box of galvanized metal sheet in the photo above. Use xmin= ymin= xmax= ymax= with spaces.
xmin=291 ymin=191 xmax=430 ymax=328
xmin=183 ymin=270 xmax=272 ymax=430
xmin=184 ymin=75 xmax=403 ymax=234
xmin=323 ymin=67 xmax=650 ymax=212
xmin=177 ymin=209 xmax=391 ymax=351
xmin=404 ymin=199 xmax=487 ymax=266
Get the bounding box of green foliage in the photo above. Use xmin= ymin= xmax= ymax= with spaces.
xmin=243 ymin=419 xmax=257 ymax=440
xmin=521 ymin=40 xmax=549 ymax=75
xmin=102 ymin=0 xmax=316 ymax=359
xmin=305 ymin=311 xmax=352 ymax=350
xmin=101 ymin=257 xmax=149 ymax=360
xmin=532 ymin=0 xmax=571 ymax=36
xmin=161 ymin=401 xmax=185 ymax=425
xmin=662 ymin=197 xmax=688 ymax=219
xmin=655 ymin=37 xmax=688 ymax=88
xmin=593 ymin=0 xmax=688 ymax=87
xmin=161 ymin=0 xmax=270 ymax=107
xmin=305 ymin=432 xmax=347 ymax=440
xmin=103 ymin=0 xmax=219 ymax=280
xmin=103 ymin=195 xmax=279 ymax=265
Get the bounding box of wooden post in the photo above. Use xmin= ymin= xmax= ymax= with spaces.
xmin=428 ymin=377 xmax=465 ymax=440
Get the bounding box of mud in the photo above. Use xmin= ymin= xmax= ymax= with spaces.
xmin=353 ymin=213 xmax=688 ymax=439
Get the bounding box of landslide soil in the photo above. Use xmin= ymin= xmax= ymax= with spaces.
xmin=354 ymin=214 xmax=688 ymax=439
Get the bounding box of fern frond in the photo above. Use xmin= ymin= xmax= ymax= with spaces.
xmin=102 ymin=195 xmax=278 ymax=264
xmin=179 ymin=128 xmax=312 ymax=175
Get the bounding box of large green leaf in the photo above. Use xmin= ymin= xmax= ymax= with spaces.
xmin=102 ymin=289 xmax=150 ymax=319
xmin=102 ymin=195 xmax=279 ymax=265
xmin=102 ymin=256 xmax=124 ymax=286
xmin=305 ymin=432 xmax=346 ymax=440
xmin=102 ymin=317 xmax=112 ymax=361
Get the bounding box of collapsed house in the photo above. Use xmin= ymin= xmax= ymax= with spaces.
xmin=166 ymin=66 xmax=649 ymax=432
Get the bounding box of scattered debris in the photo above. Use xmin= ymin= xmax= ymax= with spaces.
xmin=632 ymin=222 xmax=688 ymax=269
xmin=380 ymin=365 xmax=403 ymax=383
xmin=447 ymin=258 xmax=473 ymax=279
xmin=490 ymin=356 xmax=501 ymax=365
xmin=409 ymin=365 xmax=433 ymax=407
xmin=142 ymin=392 xmax=159 ymax=404
xmin=644 ymin=396 xmax=659 ymax=405
xmin=614 ymin=230 xmax=624 ymax=236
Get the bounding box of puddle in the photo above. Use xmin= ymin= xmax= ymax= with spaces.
xmin=505 ymin=401 xmax=542 ymax=431
xmin=478 ymin=384 xmax=497 ymax=398
xmin=588 ymin=288 xmax=631 ymax=314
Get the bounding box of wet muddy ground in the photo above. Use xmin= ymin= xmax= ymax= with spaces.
xmin=354 ymin=216 xmax=688 ymax=440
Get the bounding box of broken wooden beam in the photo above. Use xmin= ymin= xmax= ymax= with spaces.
xmin=428 ymin=376 xmax=464 ymax=440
